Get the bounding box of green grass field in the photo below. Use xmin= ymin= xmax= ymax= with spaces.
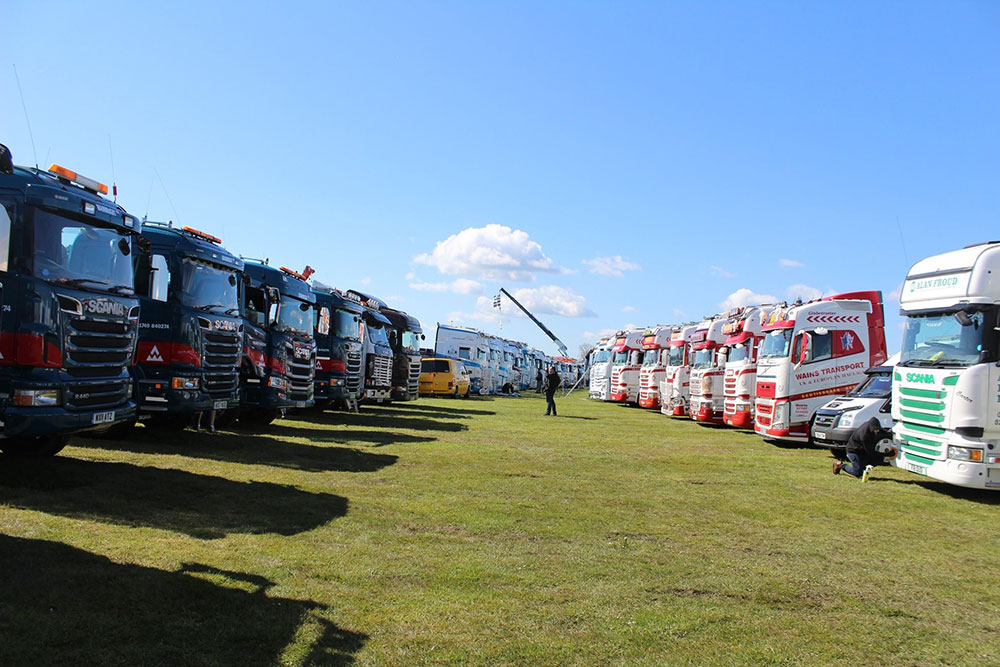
xmin=1 ymin=392 xmax=997 ymax=665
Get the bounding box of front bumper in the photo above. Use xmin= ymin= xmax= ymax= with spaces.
xmin=4 ymin=401 xmax=137 ymax=438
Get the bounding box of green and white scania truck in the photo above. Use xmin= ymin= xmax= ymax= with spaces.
xmin=892 ymin=241 xmax=1000 ymax=489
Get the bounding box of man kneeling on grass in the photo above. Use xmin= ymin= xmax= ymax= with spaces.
xmin=833 ymin=417 xmax=895 ymax=479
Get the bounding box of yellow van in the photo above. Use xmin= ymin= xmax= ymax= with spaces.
xmin=419 ymin=358 xmax=470 ymax=398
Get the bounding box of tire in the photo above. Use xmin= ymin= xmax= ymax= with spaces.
xmin=238 ymin=408 xmax=277 ymax=427
xmin=1 ymin=434 xmax=70 ymax=457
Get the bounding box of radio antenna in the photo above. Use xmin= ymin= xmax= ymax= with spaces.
xmin=107 ymin=135 xmax=118 ymax=202
xmin=154 ymin=167 xmax=179 ymax=221
xmin=144 ymin=171 xmax=155 ymax=220
xmin=12 ymin=64 xmax=39 ymax=169
xmin=895 ymin=215 xmax=909 ymax=269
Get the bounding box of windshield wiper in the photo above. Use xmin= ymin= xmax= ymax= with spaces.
xmin=54 ymin=277 xmax=110 ymax=289
xmin=193 ymin=304 xmax=225 ymax=312
xmin=106 ymin=285 xmax=134 ymax=296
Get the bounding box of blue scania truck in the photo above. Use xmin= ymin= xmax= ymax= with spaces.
xmin=127 ymin=222 xmax=243 ymax=429
xmin=239 ymin=261 xmax=316 ymax=424
xmin=0 ymin=143 xmax=141 ymax=455
xmin=312 ymin=282 xmax=364 ymax=409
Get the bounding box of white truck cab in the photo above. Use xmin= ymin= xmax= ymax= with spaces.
xmin=660 ymin=324 xmax=699 ymax=417
xmin=609 ymin=329 xmax=646 ymax=403
xmin=721 ymin=305 xmax=770 ymax=429
xmin=689 ymin=317 xmax=730 ymax=424
xmin=892 ymin=242 xmax=1000 ymax=489
xmin=589 ymin=337 xmax=615 ymax=400
xmin=638 ymin=326 xmax=673 ymax=409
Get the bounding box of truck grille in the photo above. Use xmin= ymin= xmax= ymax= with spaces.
xmin=287 ymin=349 xmax=316 ymax=401
xmin=346 ymin=350 xmax=362 ymax=392
xmin=813 ymin=412 xmax=837 ymax=430
xmin=201 ymin=328 xmax=241 ymax=398
xmin=408 ymin=360 xmax=421 ymax=394
xmin=64 ymin=316 xmax=135 ymax=410
xmin=370 ymin=354 xmax=392 ymax=387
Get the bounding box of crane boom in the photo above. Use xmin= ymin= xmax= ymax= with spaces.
xmin=498 ymin=288 xmax=569 ymax=357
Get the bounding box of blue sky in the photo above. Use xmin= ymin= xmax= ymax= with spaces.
xmin=5 ymin=2 xmax=998 ymax=356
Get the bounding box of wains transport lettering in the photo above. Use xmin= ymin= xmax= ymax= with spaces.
xmin=795 ymin=361 xmax=865 ymax=381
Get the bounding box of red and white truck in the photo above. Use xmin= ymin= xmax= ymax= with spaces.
xmin=688 ymin=317 xmax=731 ymax=424
xmin=609 ymin=329 xmax=646 ymax=403
xmin=753 ymin=291 xmax=887 ymax=444
xmin=660 ymin=324 xmax=699 ymax=417
xmin=637 ymin=326 xmax=673 ymax=409
xmin=722 ymin=305 xmax=770 ymax=429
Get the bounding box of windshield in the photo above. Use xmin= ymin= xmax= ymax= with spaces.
xmin=900 ymin=308 xmax=994 ymax=368
xmin=728 ymin=343 xmax=749 ymax=363
xmin=760 ymin=330 xmax=793 ymax=360
xmin=31 ymin=208 xmax=133 ymax=294
xmin=402 ymin=331 xmax=421 ymax=352
xmin=849 ymin=373 xmax=892 ymax=398
xmin=613 ymin=351 xmax=628 ymax=364
xmin=643 ymin=349 xmax=661 ymax=366
xmin=277 ymin=295 xmax=314 ymax=334
xmin=367 ymin=323 xmax=390 ymax=347
xmin=667 ymin=346 xmax=685 ymax=367
xmin=421 ymin=359 xmax=449 ymax=373
xmin=692 ymin=348 xmax=714 ymax=369
xmin=179 ymin=258 xmax=239 ymax=314
xmin=332 ymin=308 xmax=360 ymax=340
xmin=592 ymin=350 xmax=611 ymax=364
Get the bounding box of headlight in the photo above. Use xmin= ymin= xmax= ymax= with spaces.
xmin=171 ymin=376 xmax=200 ymax=390
xmin=13 ymin=388 xmax=60 ymax=407
xmin=838 ymin=410 xmax=858 ymax=429
xmin=948 ymin=446 xmax=983 ymax=462
xmin=332 ymin=378 xmax=343 ymax=386
xmin=267 ymin=376 xmax=286 ymax=389
xmin=772 ymin=403 xmax=788 ymax=428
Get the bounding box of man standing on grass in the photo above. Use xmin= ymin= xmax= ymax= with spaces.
xmin=833 ymin=417 xmax=894 ymax=478
xmin=535 ymin=368 xmax=543 ymax=393
xmin=544 ymin=366 xmax=561 ymax=416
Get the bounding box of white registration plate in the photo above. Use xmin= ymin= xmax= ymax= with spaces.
xmin=213 ymin=400 xmax=228 ymax=410
xmin=295 ymin=401 xmax=307 ymax=408
xmin=813 ymin=431 xmax=826 ymax=440
xmin=905 ymin=462 xmax=927 ymax=475
xmin=92 ymin=411 xmax=115 ymax=425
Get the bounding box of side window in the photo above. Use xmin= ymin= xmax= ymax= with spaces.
xmin=0 ymin=200 xmax=11 ymax=272
xmin=134 ymin=253 xmax=169 ymax=301
xmin=792 ymin=333 xmax=803 ymax=363
xmin=317 ymin=306 xmax=330 ymax=335
xmin=809 ymin=332 xmax=833 ymax=363
xmin=244 ymin=285 xmax=266 ymax=327
xmin=458 ymin=347 xmax=471 ymax=360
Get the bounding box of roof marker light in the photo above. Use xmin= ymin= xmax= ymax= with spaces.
xmin=280 ymin=266 xmax=308 ymax=281
xmin=49 ymin=164 xmax=109 ymax=195
xmin=181 ymin=226 xmax=222 ymax=244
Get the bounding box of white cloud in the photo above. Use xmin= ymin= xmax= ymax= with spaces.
xmin=673 ymin=308 xmax=686 ymax=319
xmin=360 ymin=276 xmax=372 ymax=286
xmin=581 ymin=327 xmax=620 ymax=341
xmin=786 ymin=283 xmax=825 ymax=302
xmin=582 ymin=255 xmax=641 ymax=277
xmin=415 ymin=224 xmax=560 ymax=281
xmin=710 ymin=265 xmax=735 ymax=278
xmin=887 ymin=283 xmax=903 ymax=301
xmin=405 ymin=271 xmax=415 ymax=280
xmin=780 ymin=258 xmax=806 ymax=268
xmin=621 ymin=305 xmax=637 ymax=313
xmin=409 ymin=278 xmax=484 ymax=295
xmin=499 ymin=286 xmax=595 ymax=318
xmin=719 ymin=288 xmax=778 ymax=311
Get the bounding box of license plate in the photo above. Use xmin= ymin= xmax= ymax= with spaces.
xmin=213 ymin=400 xmax=228 ymax=410
xmin=295 ymin=401 xmax=307 ymax=408
xmin=814 ymin=431 xmax=826 ymax=440
xmin=92 ymin=411 xmax=115 ymax=425
xmin=905 ymin=462 xmax=927 ymax=475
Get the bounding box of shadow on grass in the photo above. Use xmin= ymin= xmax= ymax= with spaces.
xmin=556 ymin=415 xmax=597 ymax=420
xmin=0 ymin=535 xmax=366 ymax=665
xmin=76 ymin=429 xmax=403 ymax=473
xmin=0 ymin=456 xmax=348 ymax=539
xmin=870 ymin=476 xmax=1000 ymax=505
xmin=370 ymin=402 xmax=497 ymax=417
xmin=296 ymin=410 xmax=469 ymax=433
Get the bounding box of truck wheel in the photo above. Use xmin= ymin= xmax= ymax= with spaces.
xmin=1 ymin=434 xmax=70 ymax=457
xmin=212 ymin=409 xmax=237 ymax=429
xmin=238 ymin=409 xmax=277 ymax=427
